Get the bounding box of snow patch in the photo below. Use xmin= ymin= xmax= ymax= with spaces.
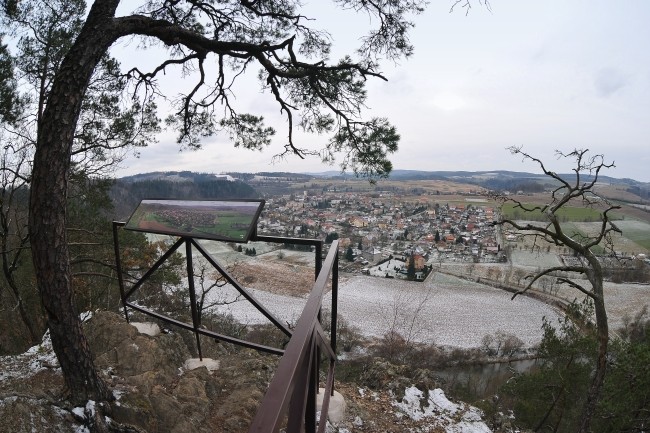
xmin=0 ymin=330 xmax=59 ymax=382
xmin=131 ymin=322 xmax=161 ymax=336
xmin=206 ymin=274 xmax=559 ymax=349
xmin=183 ymin=358 xmax=220 ymax=371
xmin=393 ymin=386 xmax=492 ymax=432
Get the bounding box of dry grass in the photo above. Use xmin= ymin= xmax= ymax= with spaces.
xmin=288 ymin=178 xmax=485 ymax=196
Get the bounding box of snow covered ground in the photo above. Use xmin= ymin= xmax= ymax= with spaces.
xmin=209 ymin=272 xmax=561 ymax=349
xmin=509 ymin=248 xmax=563 ymax=269
xmin=392 ymin=386 xmax=492 ymax=432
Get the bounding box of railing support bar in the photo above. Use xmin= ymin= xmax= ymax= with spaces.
xmin=124 ymin=237 xmax=186 ymax=299
xmin=185 ymin=240 xmax=203 ymax=360
xmin=112 ymin=222 xmax=130 ymax=323
xmin=317 ymin=359 xmax=336 ymax=433
xmin=192 ymin=239 xmax=293 ymax=338
xmin=248 ymin=241 xmax=339 ymax=433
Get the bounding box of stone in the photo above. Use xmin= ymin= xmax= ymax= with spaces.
xmin=131 ymin=322 xmax=161 ymax=336
xmin=183 ymin=358 xmax=220 ymax=371
xmin=316 ymin=388 xmax=346 ymax=424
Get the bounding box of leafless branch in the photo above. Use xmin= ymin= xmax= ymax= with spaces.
xmin=450 ymin=0 xmax=492 ymax=16
xmin=556 ymin=277 xmax=595 ymax=299
xmin=511 ymin=265 xmax=586 ymax=299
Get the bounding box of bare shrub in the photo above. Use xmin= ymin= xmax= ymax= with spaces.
xmin=481 ymin=331 xmax=525 ymax=358
xmin=619 ymin=305 xmax=649 ymax=343
xmin=320 ymin=310 xmax=366 ymax=353
xmin=373 ymin=331 xmax=410 ymax=363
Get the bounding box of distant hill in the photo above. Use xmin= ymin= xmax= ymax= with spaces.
xmin=111 ymin=171 xmax=259 ymax=220
xmin=112 ymin=169 xmax=649 ymax=219
xmin=302 ymin=168 xmax=643 ymax=183
xmin=300 ymin=169 xmax=650 ymax=198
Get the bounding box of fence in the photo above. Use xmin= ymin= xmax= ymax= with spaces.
xmin=248 ymin=239 xmax=339 ymax=433
xmin=112 ymin=223 xmax=339 ymax=432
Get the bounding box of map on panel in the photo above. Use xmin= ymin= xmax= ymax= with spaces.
xmin=124 ymin=199 xmax=265 ymax=242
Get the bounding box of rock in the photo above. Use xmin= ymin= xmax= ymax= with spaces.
xmin=183 ymin=357 xmax=220 ymax=371
xmin=84 ymin=311 xmax=190 ymax=379
xmin=316 ymin=388 xmax=346 ymax=424
xmin=131 ymin=322 xmax=161 ymax=336
xmin=112 ymin=391 xmax=158 ymax=432
xmin=84 ymin=311 xmax=138 ymax=359
xmin=175 ymin=375 xmax=209 ymax=402
xmin=149 ymin=388 xmax=185 ymax=430
xmin=0 ymin=396 xmax=76 ymax=433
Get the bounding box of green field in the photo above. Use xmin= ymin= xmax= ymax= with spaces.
xmin=499 ymin=202 xmax=618 ymax=222
xmin=144 ymin=211 xmax=249 ymax=240
xmin=561 ymin=222 xmax=606 ymax=254
xmin=192 ymin=212 xmax=249 ymax=239
xmin=625 ymin=231 xmax=650 ymax=250
xmin=616 ymin=221 xmax=650 ymax=251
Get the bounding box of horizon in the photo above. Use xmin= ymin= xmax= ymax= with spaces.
xmin=111 ymin=1 xmax=650 ymax=184
xmin=116 ymin=167 xmax=650 ymax=185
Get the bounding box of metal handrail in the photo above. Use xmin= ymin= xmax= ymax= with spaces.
xmin=112 ymin=221 xmax=327 ymax=357
xmin=248 ymin=239 xmax=339 ymax=433
xmin=113 ymin=221 xmax=339 ymax=431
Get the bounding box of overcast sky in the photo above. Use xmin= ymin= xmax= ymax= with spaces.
xmin=112 ymin=1 xmax=650 ymax=182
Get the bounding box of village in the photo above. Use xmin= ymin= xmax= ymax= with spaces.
xmin=258 ymin=189 xmax=503 ymax=281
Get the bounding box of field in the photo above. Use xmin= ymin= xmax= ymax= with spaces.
xmin=150 ymin=234 xmax=650 ymax=350
xmin=286 ymin=178 xmax=486 ymax=197
xmin=500 ymin=202 xmax=614 ymax=222
xmin=197 ymin=245 xmax=563 ymax=349
xmin=500 ymin=200 xmax=650 ymax=255
xmin=566 ymin=220 xmax=650 ymax=254
xmin=614 ymin=220 xmax=650 ymax=251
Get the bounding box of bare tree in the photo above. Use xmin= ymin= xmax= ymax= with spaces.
xmin=193 ymin=260 xmax=242 ymax=327
xmin=492 ymin=146 xmax=621 ymax=433
xmin=0 ymin=141 xmax=42 ymax=344
xmin=377 ymin=283 xmax=434 ymax=362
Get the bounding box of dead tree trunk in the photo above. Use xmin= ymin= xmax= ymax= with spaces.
xmin=578 ymin=259 xmax=608 ymax=433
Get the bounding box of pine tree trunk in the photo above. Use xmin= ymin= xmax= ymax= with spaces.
xmin=28 ymin=0 xmax=120 ymax=406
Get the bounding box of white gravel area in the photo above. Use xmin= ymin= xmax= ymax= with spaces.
xmin=509 ymin=248 xmax=563 ymax=269
xmin=208 ymin=272 xmax=561 ymax=349
xmin=210 ymin=285 xmax=308 ymax=326
xmin=333 ymin=274 xmax=560 ymax=348
xmin=554 ymin=280 xmax=650 ymax=331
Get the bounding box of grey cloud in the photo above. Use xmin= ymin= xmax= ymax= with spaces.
xmin=594 ymin=67 xmax=629 ymax=97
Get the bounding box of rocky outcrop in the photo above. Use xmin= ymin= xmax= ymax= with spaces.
xmin=82 ymin=311 xmax=277 ymax=433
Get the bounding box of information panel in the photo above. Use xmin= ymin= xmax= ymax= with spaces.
xmin=124 ymin=199 xmax=265 ymax=242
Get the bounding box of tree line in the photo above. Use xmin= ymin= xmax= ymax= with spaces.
xmin=110 ymin=177 xmax=259 ymax=220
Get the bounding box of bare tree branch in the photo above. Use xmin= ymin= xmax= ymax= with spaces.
xmin=492 ymin=146 xmax=617 ymax=432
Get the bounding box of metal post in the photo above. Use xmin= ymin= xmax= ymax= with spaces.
xmin=331 ymin=250 xmax=339 ymax=355
xmin=305 ymin=337 xmax=318 ymax=433
xmin=112 ymin=222 xmax=130 ymax=323
xmin=185 ymin=239 xmax=203 ymax=360
xmin=315 ymin=240 xmax=323 ymax=280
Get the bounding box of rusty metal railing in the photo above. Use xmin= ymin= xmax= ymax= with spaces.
xmin=248 ymin=239 xmax=339 ymax=433
xmin=113 ymin=222 xmax=340 ymax=431
xmin=113 ymin=222 xmax=332 ymax=355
